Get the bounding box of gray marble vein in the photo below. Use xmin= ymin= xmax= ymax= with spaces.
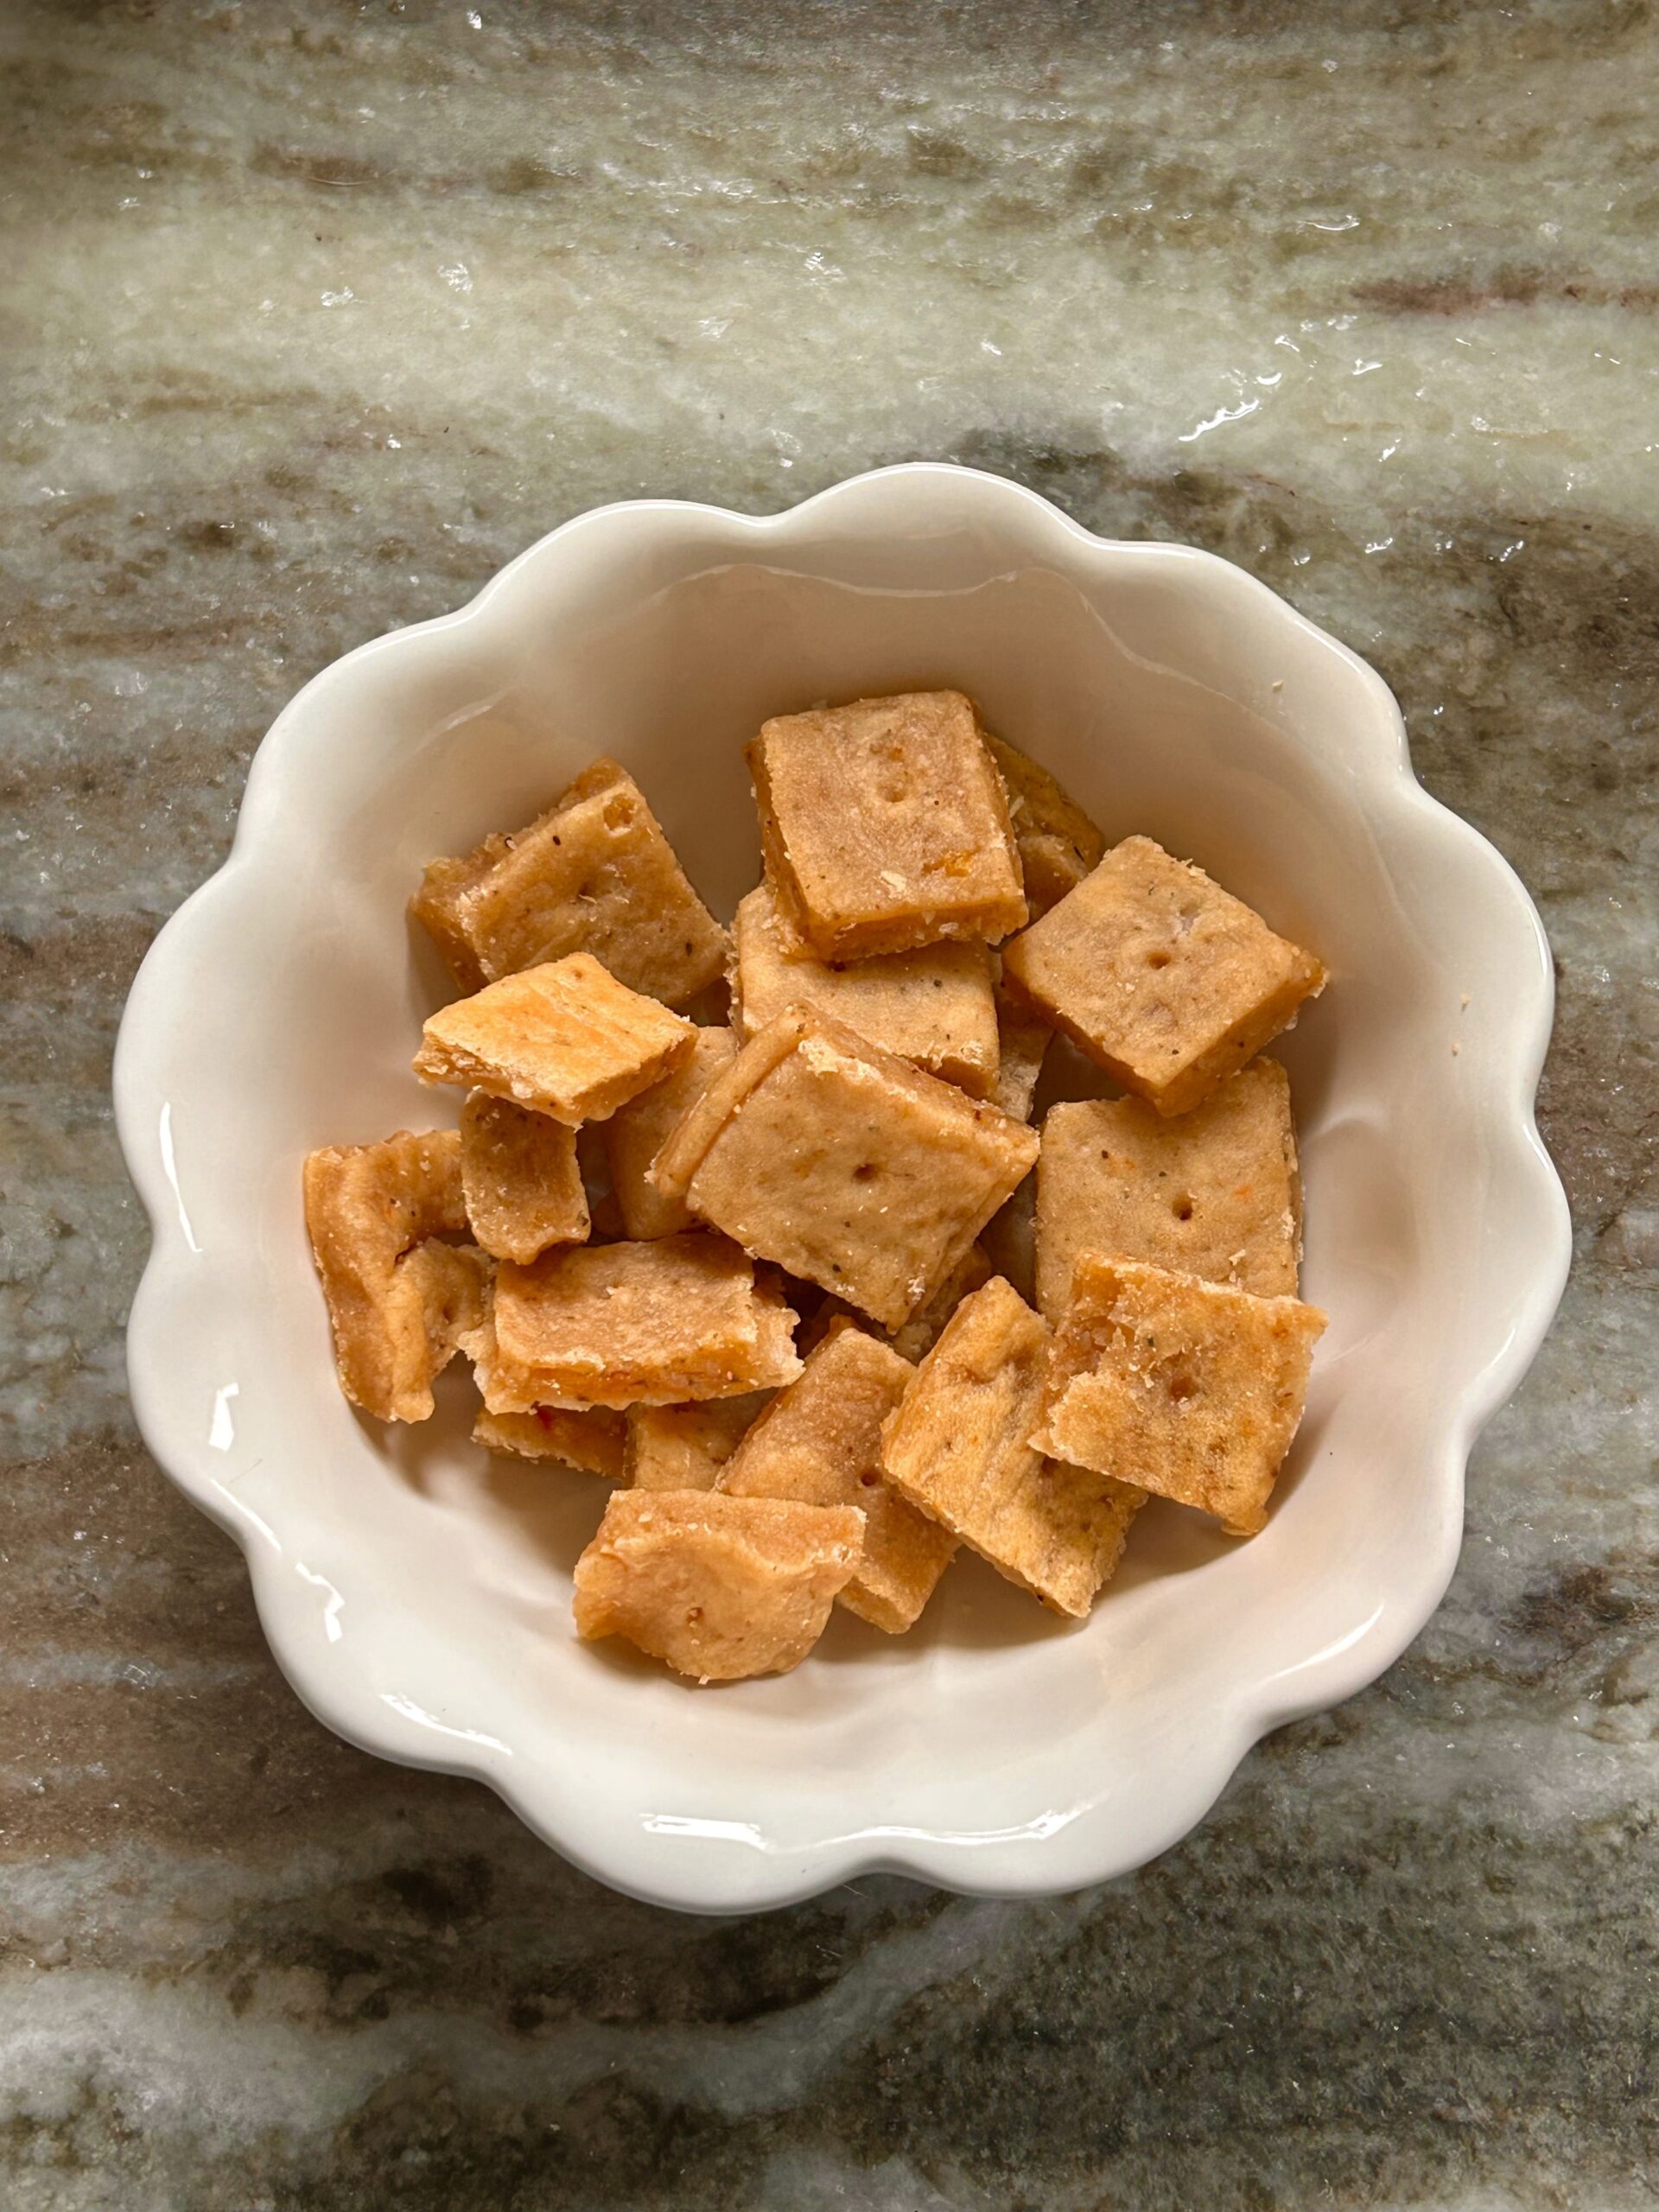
xmin=2 ymin=0 xmax=1656 ymax=2205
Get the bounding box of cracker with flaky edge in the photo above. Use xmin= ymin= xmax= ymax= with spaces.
xmin=478 ymin=1231 xmax=801 ymax=1411
xmin=720 ymin=1321 xmax=953 ymax=1633
xmin=652 ymin=1006 xmax=1038 ymax=1332
xmin=1034 ymin=1253 xmax=1325 ymax=1536
xmin=303 ymin=1128 xmax=492 ymax=1422
xmin=1003 ymin=836 xmax=1325 ymax=1117
xmin=748 ymin=691 xmax=1027 ymax=960
xmin=733 ymin=880 xmax=1000 ymax=1096
xmin=410 ymin=757 xmax=728 ymax=1004
xmin=605 ymin=1026 xmax=741 ymax=1240
xmin=624 ymin=1395 xmax=772 ymax=1491
xmin=460 ymin=1091 xmax=589 ymax=1262
xmin=1035 ymin=1060 xmax=1300 ymax=1319
xmin=474 ymin=1404 xmax=626 ymax=1479
xmin=573 ymin=1490 xmax=865 ymax=1681
xmin=881 ymin=1275 xmax=1145 ymax=1618
xmin=983 ymin=733 xmax=1105 ymax=917
xmin=414 ymin=952 xmax=696 ymax=1125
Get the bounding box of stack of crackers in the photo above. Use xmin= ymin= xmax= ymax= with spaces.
xmin=304 ymin=693 xmax=1327 ymax=1684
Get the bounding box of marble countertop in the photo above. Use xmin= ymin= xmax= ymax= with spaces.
xmin=4 ymin=1 xmax=1656 ymax=2205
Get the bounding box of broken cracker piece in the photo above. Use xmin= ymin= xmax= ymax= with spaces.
xmin=747 ymin=690 xmax=1027 ymax=960
xmin=573 ymin=1490 xmax=865 ymax=1681
xmin=720 ymin=1322 xmax=953 ymax=1633
xmin=483 ymin=1231 xmax=801 ymax=1411
xmin=410 ymin=757 xmax=728 ymax=1004
xmin=734 ymin=880 xmax=1000 ymax=1096
xmin=303 ymin=1128 xmax=488 ymax=1422
xmin=984 ymin=733 xmax=1105 ymax=916
xmin=1002 ymin=836 xmax=1325 ymax=1116
xmin=652 ymin=1006 xmax=1038 ymax=1332
xmin=604 ymin=1026 xmax=741 ymax=1240
xmin=460 ymin=1091 xmax=589 ymax=1262
xmin=1035 ymin=1061 xmax=1300 ymax=1318
xmin=880 ymin=1275 xmax=1143 ymax=1617
xmin=624 ymin=1395 xmax=772 ymax=1491
xmin=413 ymin=952 xmax=696 ymax=1124
xmin=474 ymin=1403 xmax=626 ymax=1478
xmin=1034 ymin=1253 xmax=1326 ymax=1536
xmin=988 ymin=977 xmax=1052 ymax=1122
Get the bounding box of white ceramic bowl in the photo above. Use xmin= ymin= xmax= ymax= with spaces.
xmin=114 ymin=463 xmax=1569 ymax=1914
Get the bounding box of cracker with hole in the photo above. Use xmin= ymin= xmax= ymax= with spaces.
xmin=733 ymin=880 xmax=1000 ymax=1096
xmin=1034 ymin=1252 xmax=1326 ymax=1536
xmin=652 ymin=1006 xmax=1039 ymax=1332
xmin=410 ymin=757 xmax=728 ymax=1004
xmin=414 ymin=952 xmax=696 ymax=1124
xmin=747 ymin=690 xmax=1027 ymax=960
xmin=880 ymin=1275 xmax=1145 ymax=1618
xmin=1035 ymin=1060 xmax=1300 ymax=1318
xmin=1003 ymin=836 xmax=1325 ymax=1116
xmin=720 ymin=1321 xmax=954 ymax=1632
xmin=573 ymin=1490 xmax=866 ymax=1681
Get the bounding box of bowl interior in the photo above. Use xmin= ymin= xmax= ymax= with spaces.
xmin=132 ymin=493 xmax=1555 ymax=1897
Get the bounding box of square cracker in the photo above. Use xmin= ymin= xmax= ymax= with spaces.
xmin=733 ymin=880 xmax=999 ymax=1096
xmin=1034 ymin=1059 xmax=1300 ymax=1318
xmin=1033 ymin=1253 xmax=1326 ymax=1536
xmin=624 ymin=1395 xmax=772 ymax=1491
xmin=303 ymin=1128 xmax=490 ymax=1422
xmin=988 ymin=976 xmax=1051 ymax=1122
xmin=605 ymin=1026 xmax=741 ymax=1240
xmin=983 ymin=733 xmax=1105 ymax=917
xmin=414 ymin=952 xmax=695 ymax=1125
xmin=474 ymin=1404 xmax=626 ymax=1478
xmin=652 ymin=1006 xmax=1039 ymax=1332
xmin=410 ymin=757 xmax=728 ymax=1005
xmin=720 ymin=1322 xmax=954 ymax=1633
xmin=747 ymin=690 xmax=1027 ymax=960
xmin=880 ymin=1275 xmax=1144 ymax=1618
xmin=481 ymin=1231 xmax=801 ymax=1411
xmin=573 ymin=1490 xmax=866 ymax=1681
xmin=1002 ymin=836 xmax=1325 ymax=1116
xmin=461 ymin=1091 xmax=589 ymax=1262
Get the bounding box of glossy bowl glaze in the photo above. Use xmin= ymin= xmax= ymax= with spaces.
xmin=113 ymin=463 xmax=1569 ymax=1913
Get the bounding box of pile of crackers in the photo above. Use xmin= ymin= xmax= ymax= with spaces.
xmin=304 ymin=692 xmax=1327 ymax=1684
